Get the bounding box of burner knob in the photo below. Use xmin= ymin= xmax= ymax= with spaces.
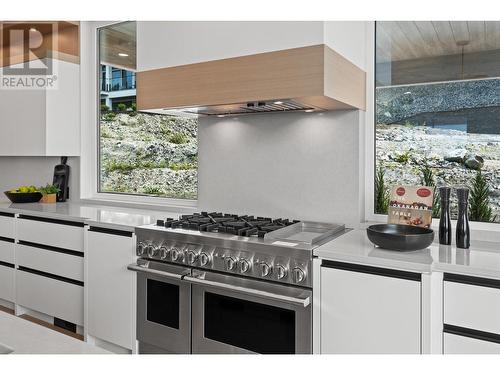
xmin=137 ymin=242 xmax=146 ymax=256
xmin=147 ymin=245 xmax=159 ymax=258
xmin=159 ymin=246 xmax=170 ymax=260
xmin=225 ymin=256 xmax=237 ymax=271
xmin=260 ymin=262 xmax=272 ymax=277
xmin=187 ymin=250 xmax=198 ymax=264
xmin=239 ymin=259 xmax=251 ymax=273
xmin=276 ymin=265 xmax=288 ymax=279
xmin=292 ymin=267 xmax=306 ymax=283
xmin=199 ymin=252 xmax=211 ymax=266
xmin=171 ymin=248 xmax=183 ymax=262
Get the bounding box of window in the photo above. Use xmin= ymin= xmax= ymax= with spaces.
xmin=375 ymin=21 xmax=500 ymax=223
xmin=98 ymin=22 xmax=198 ymax=200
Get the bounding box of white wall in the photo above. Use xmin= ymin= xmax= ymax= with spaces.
xmin=0 ymin=157 xmax=79 ymax=200
xmin=197 ymin=111 xmax=363 ymax=227
xmin=137 ymin=21 xmax=324 ymax=71
xmin=324 ymin=21 xmax=367 ymax=70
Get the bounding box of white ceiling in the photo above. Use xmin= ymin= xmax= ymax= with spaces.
xmin=377 ymin=21 xmax=500 ymax=63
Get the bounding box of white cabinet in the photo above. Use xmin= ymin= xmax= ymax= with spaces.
xmin=0 ymin=59 xmax=80 ymax=156
xmin=320 ymin=261 xmax=422 ymax=354
xmin=0 ymin=214 xmax=16 ymax=239
xmin=0 ymin=264 xmax=15 ymax=302
xmin=86 ymin=227 xmax=136 ymax=351
xmin=16 ymin=269 xmax=83 ymax=325
xmin=444 ymin=276 xmax=500 ymax=335
xmin=444 ymin=333 xmax=500 ymax=354
xmin=16 ymin=243 xmax=83 ymax=282
xmin=443 ymin=273 xmax=500 ymax=354
xmin=0 ymin=239 xmax=15 ymax=264
xmin=17 ymin=216 xmax=84 ymax=252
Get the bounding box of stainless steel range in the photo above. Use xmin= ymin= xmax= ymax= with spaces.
xmin=128 ymin=212 xmax=346 ymax=354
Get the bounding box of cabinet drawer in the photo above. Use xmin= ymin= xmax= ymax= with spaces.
xmin=0 ymin=239 xmax=15 ymax=264
xmin=0 ymin=263 xmax=15 ymax=302
xmin=0 ymin=214 xmax=15 ymax=239
xmin=17 ymin=217 xmax=84 ymax=252
xmin=444 ymin=332 xmax=500 ymax=354
xmin=16 ymin=269 xmax=83 ymax=325
xmin=444 ymin=275 xmax=500 ymax=335
xmin=17 ymin=243 xmax=83 ymax=282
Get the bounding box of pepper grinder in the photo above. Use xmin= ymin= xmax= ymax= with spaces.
xmin=456 ymin=187 xmax=470 ymax=249
xmin=438 ymin=187 xmax=452 ymax=245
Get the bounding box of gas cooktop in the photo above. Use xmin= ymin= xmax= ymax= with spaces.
xmin=155 ymin=211 xmax=300 ymax=238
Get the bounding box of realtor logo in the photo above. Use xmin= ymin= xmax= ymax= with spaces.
xmin=0 ymin=22 xmax=58 ymax=89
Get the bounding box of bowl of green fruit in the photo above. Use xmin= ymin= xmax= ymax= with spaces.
xmin=4 ymin=185 xmax=43 ymax=203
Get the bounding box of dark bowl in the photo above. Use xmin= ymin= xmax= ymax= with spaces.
xmin=4 ymin=191 xmax=42 ymax=203
xmin=366 ymin=224 xmax=434 ymax=251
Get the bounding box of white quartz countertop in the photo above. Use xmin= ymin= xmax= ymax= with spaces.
xmin=0 ymin=311 xmax=109 ymax=354
xmin=0 ymin=200 xmax=194 ymax=231
xmin=315 ymin=228 xmax=500 ymax=279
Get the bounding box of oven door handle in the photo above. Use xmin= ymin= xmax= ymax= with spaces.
xmin=184 ymin=275 xmax=311 ymax=307
xmin=127 ymin=263 xmax=186 ymax=280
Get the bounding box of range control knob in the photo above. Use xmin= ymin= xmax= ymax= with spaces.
xmin=260 ymin=262 xmax=273 ymax=277
xmin=137 ymin=242 xmax=146 ymax=256
xmin=239 ymin=259 xmax=251 ymax=273
xmin=292 ymin=267 xmax=306 ymax=283
xmin=171 ymin=248 xmax=183 ymax=262
xmin=225 ymin=256 xmax=237 ymax=271
xmin=159 ymin=246 xmax=170 ymax=260
xmin=147 ymin=245 xmax=159 ymax=258
xmin=199 ymin=252 xmax=211 ymax=266
xmin=187 ymin=250 xmax=198 ymax=264
xmin=276 ymin=264 xmax=288 ymax=279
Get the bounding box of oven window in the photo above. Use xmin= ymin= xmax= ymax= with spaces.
xmin=147 ymin=279 xmax=179 ymax=329
xmin=204 ymin=292 xmax=296 ymax=354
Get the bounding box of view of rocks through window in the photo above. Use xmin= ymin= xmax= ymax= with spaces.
xmin=375 ymin=21 xmax=500 ymax=223
xmin=99 ymin=111 xmax=198 ymax=200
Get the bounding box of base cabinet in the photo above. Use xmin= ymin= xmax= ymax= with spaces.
xmin=320 ymin=261 xmax=422 ymax=354
xmin=444 ymin=333 xmax=500 ymax=354
xmin=0 ymin=264 xmax=15 ymax=302
xmin=86 ymin=228 xmax=136 ymax=351
xmin=443 ymin=273 xmax=500 ymax=354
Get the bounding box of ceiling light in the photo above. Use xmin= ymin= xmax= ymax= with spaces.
xmin=217 ymin=114 xmax=226 ymax=118
xmin=118 ymin=53 xmax=129 ymax=57
xmin=305 ymin=109 xmax=315 ymax=113
xmin=274 ymin=101 xmax=283 ymax=105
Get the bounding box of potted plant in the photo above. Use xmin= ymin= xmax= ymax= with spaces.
xmin=39 ymin=184 xmax=60 ymax=204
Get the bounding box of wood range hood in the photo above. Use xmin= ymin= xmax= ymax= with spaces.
xmin=137 ymin=44 xmax=366 ymax=117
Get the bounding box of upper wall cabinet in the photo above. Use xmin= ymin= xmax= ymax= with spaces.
xmin=0 ymin=22 xmax=80 ymax=156
xmin=136 ymin=21 xmax=366 ymax=116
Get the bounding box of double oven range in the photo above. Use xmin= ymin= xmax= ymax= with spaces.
xmin=128 ymin=212 xmax=345 ymax=354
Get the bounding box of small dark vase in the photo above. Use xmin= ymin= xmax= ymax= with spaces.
xmin=438 ymin=187 xmax=452 ymax=245
xmin=456 ymin=187 xmax=470 ymax=249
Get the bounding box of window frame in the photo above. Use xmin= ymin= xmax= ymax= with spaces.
xmin=79 ymin=21 xmax=197 ymax=209
xmin=367 ymin=21 xmax=500 ymax=233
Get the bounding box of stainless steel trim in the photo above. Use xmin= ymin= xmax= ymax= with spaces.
xmin=127 ymin=263 xmax=187 ymax=280
xmin=184 ymin=274 xmax=310 ymax=307
xmin=264 ymin=221 xmax=346 ymax=245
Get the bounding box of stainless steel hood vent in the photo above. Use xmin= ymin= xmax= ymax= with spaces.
xmin=145 ymin=99 xmax=317 ymax=118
